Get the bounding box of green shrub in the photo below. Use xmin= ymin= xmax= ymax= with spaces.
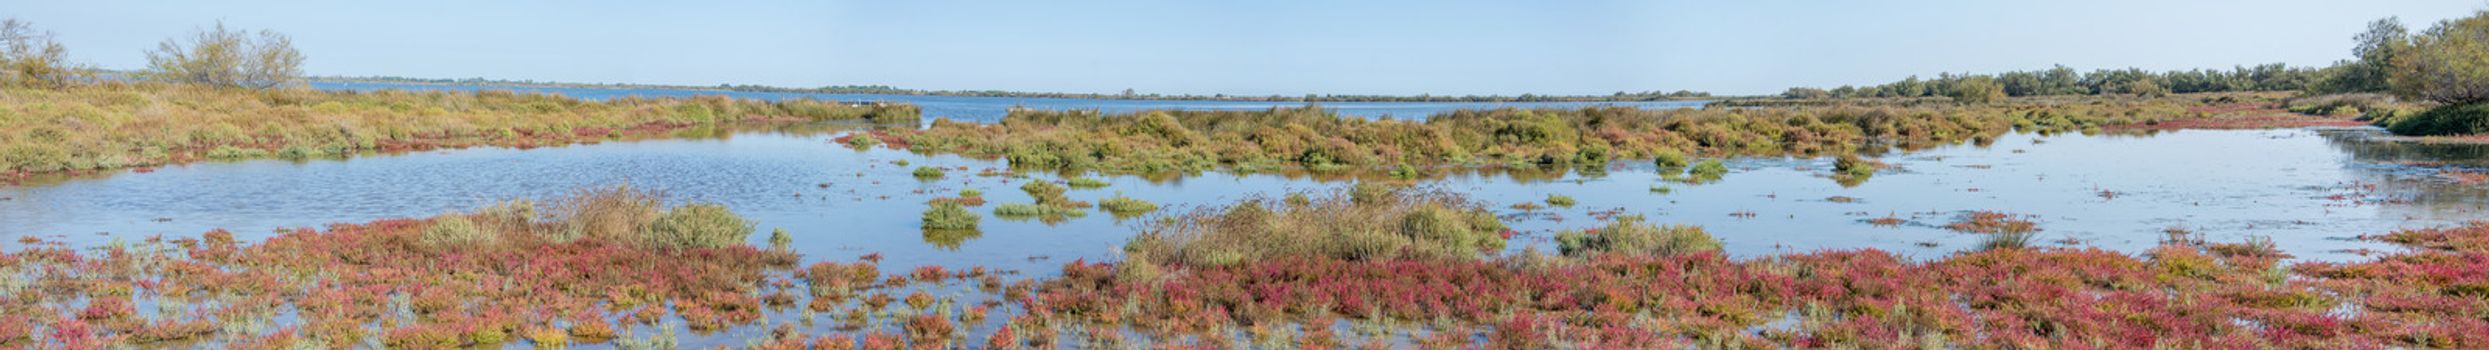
xmin=922 ymin=202 xmax=979 ymax=230
xmin=1553 ymin=215 xmax=1719 ymax=257
xmin=911 ymin=166 xmax=946 ymax=179
xmin=1651 ymin=148 xmax=1689 ymax=168
xmin=645 ymin=204 xmax=754 ymax=249
xmin=419 ymin=216 xmax=494 ymax=248
xmin=0 ymin=144 xmax=69 ymax=172
xmin=2384 ymin=103 xmax=2489 ymax=136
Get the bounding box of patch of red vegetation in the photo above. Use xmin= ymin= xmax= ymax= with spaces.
xmin=1020 ymin=221 xmax=2489 ymax=348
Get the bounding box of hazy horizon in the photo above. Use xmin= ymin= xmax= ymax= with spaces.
xmin=7 ymin=0 xmax=2479 ymax=96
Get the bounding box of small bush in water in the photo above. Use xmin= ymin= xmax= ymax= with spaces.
xmin=922 ymin=202 xmax=980 ymax=230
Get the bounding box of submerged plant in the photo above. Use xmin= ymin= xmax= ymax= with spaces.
xmin=912 ymin=166 xmax=947 ymax=179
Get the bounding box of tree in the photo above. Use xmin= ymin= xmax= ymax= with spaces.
xmin=2312 ymin=18 xmax=2409 ymax=94
xmin=146 ymin=22 xmax=303 ymax=89
xmin=0 ymin=18 xmax=82 ymax=89
xmin=1947 ymin=76 xmax=2006 ymax=104
xmin=2389 ymin=11 xmax=2489 ymax=105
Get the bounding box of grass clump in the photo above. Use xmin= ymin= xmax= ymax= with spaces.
xmin=994 ymin=180 xmax=1092 ymax=223
xmin=1544 ymin=194 xmax=1577 ymax=207
xmin=1687 ymin=159 xmax=1730 ymax=182
xmin=1065 ymin=177 xmax=1110 ymax=189
xmin=419 ymin=215 xmax=493 ymax=248
xmin=1122 ymin=187 xmax=1507 ymax=268
xmin=1834 ymin=155 xmax=1879 ymax=178
xmin=1552 ymin=215 xmax=1720 ymax=257
xmin=911 ymin=166 xmax=946 ymax=179
xmin=922 ymin=202 xmax=979 ymax=230
xmin=1098 ymin=193 xmax=1159 ymax=217
xmin=1651 ymin=148 xmax=1689 ymax=168
xmin=548 ymin=186 xmax=662 ymax=243
xmin=646 ymin=203 xmax=755 ymax=249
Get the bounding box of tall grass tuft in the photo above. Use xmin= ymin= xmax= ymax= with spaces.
xmin=549 ymin=186 xmax=662 ymax=243
xmin=418 ymin=215 xmax=493 ymax=248
xmin=1552 ymin=215 xmax=1720 ymax=257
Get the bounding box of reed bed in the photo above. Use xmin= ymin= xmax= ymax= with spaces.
xmin=0 ymin=82 xmax=917 ymax=178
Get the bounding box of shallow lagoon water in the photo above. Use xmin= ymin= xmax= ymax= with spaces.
xmin=6 ymin=126 xmax=2485 ymax=273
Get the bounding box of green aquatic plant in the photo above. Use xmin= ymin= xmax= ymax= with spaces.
xmin=912 ymin=166 xmax=947 ymax=179
xmin=1020 ymin=180 xmax=1069 ymax=203
xmin=1687 ymin=159 xmax=1729 ymax=182
xmin=1544 ymin=194 xmax=1577 ymax=207
xmin=1065 ymin=177 xmax=1110 ymax=189
xmin=1651 ymin=147 xmax=1690 ymax=168
xmin=1834 ymin=155 xmax=1878 ymax=178
xmin=993 ymin=203 xmax=1086 ymax=217
xmin=922 ymin=202 xmax=980 ymax=230
xmin=1551 ymin=215 xmax=1720 ymax=257
xmin=1098 ymin=193 xmax=1159 ymax=217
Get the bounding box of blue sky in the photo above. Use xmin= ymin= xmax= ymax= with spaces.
xmin=6 ymin=0 xmax=2478 ymax=95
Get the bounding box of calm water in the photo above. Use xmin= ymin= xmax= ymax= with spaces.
xmin=6 ymin=126 xmax=2485 ymax=272
xmin=310 ymin=81 xmax=1712 ymax=123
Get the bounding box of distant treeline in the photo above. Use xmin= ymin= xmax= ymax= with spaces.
xmin=310 ymin=76 xmax=1716 ymax=102
xmin=1781 ymin=63 xmax=2324 ymax=100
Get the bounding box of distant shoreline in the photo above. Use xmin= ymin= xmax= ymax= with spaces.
xmin=304 ymin=76 xmax=1724 ymax=103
